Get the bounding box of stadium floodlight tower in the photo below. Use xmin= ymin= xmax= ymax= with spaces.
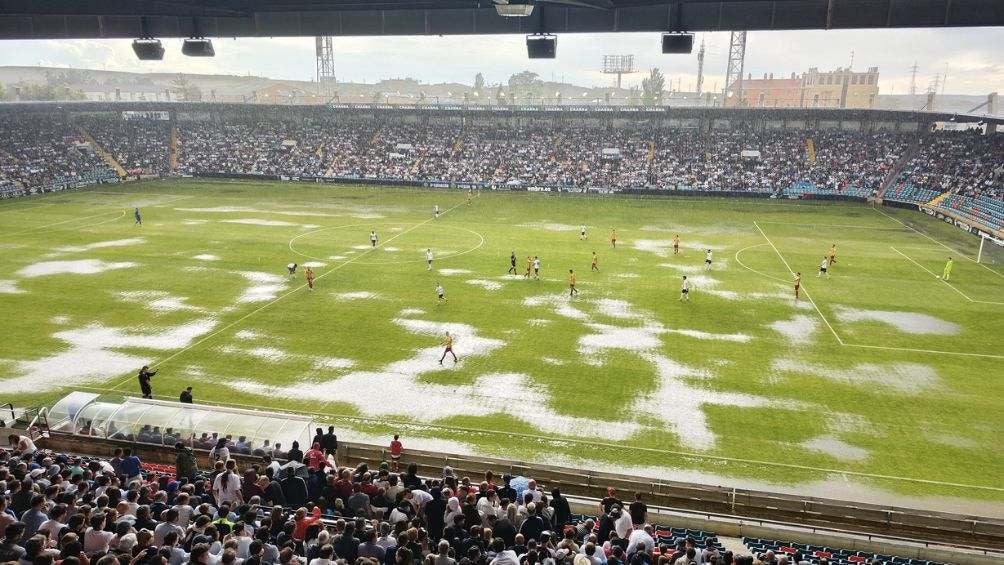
xmin=602 ymin=55 xmax=637 ymax=89
xmin=315 ymin=36 xmax=336 ymax=83
xmin=723 ymin=31 xmax=747 ymax=107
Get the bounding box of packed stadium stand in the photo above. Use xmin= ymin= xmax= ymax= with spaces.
xmin=0 ymin=392 xmax=986 ymax=565
xmin=0 ymin=421 xmax=990 ymax=565
xmin=0 ymin=106 xmax=1001 ymax=236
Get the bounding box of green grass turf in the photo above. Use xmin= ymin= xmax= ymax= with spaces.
xmin=0 ymin=180 xmax=1001 ymax=506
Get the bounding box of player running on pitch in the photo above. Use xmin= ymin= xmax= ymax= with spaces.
xmin=680 ymin=276 xmax=690 ymax=301
xmin=508 ymin=251 xmax=517 ymax=275
xmin=818 ymin=256 xmax=830 ymax=277
xmin=568 ymin=269 xmax=578 ymax=296
xmin=439 ymin=331 xmax=458 ymax=365
xmin=580 ymin=225 xmax=588 ymax=240
xmin=436 ymin=282 xmax=446 ymax=303
xmin=673 ymin=234 xmax=680 ymax=255
xmin=134 ymin=207 xmax=143 ymax=226
xmin=434 ymin=204 xmax=440 ymax=219
xmin=532 ymin=256 xmax=541 ymax=279
xmin=591 ymin=251 xmax=599 ymax=272
xmin=942 ymin=257 xmax=954 ymax=280
xmin=370 ymin=229 xmax=378 ymax=247
xmin=794 ymin=272 xmax=801 ymax=300
xmin=524 ymin=256 xmax=533 ymax=278
xmin=467 ymin=188 xmax=473 ymax=204
xmin=827 ymin=243 xmax=838 ymax=265
xmin=425 ymin=248 xmax=434 ymax=271
xmin=305 ymin=266 xmax=315 ymax=290
xmin=610 ymin=228 xmax=618 ymax=248
xmin=704 ymin=249 xmax=713 ymax=271
xmin=286 ymin=262 xmax=298 ymax=277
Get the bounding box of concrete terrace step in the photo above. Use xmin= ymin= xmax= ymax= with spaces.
xmin=79 ymin=127 xmax=126 ymax=177
xmin=927 ymin=191 xmax=951 ymax=207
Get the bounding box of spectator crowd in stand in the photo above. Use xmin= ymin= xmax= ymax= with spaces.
xmin=899 ymin=131 xmax=1003 ymax=201
xmin=0 ymin=117 xmax=113 ymax=196
xmin=79 ymin=118 xmax=172 ymax=177
xmin=1 ymin=113 xmax=1000 ymax=225
xmin=0 ymin=433 xmax=791 ymax=565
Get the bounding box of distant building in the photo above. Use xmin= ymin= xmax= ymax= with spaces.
xmin=733 ymin=73 xmax=802 ymax=108
xmin=727 ymin=67 xmax=880 ymax=109
xmin=800 ymin=66 xmax=879 ymax=109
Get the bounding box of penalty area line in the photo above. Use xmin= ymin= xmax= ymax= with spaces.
xmin=753 ymin=221 xmax=908 ymax=231
xmin=108 ymin=199 xmax=468 ymax=391
xmin=844 ymin=342 xmax=1004 ymax=360
xmin=890 ymin=246 xmax=1004 ymax=306
xmin=754 ymin=221 xmax=844 ymax=345
xmin=872 ymin=205 xmax=1004 ymax=280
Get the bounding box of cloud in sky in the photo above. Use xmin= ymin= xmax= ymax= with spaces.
xmin=0 ymin=27 xmax=1000 ymax=94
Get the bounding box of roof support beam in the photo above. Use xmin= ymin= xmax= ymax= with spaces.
xmin=0 ymin=1 xmax=1000 ymax=39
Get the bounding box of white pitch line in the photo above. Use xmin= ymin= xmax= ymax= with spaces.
xmin=872 ymin=205 xmax=1004 ymax=280
xmin=289 ymin=224 xmax=486 ymax=266
xmin=4 ymin=209 xmax=124 ymax=236
xmin=109 ymin=200 xmax=468 ymax=391
xmin=753 ymin=221 xmax=908 ymax=231
xmin=733 ymin=242 xmax=792 ymax=284
xmin=753 ymin=223 xmax=999 ymax=356
xmin=753 ymin=221 xmax=844 ymax=345
xmin=846 ymin=342 xmax=1004 ymax=360
xmin=890 ymin=246 xmax=1004 ymax=306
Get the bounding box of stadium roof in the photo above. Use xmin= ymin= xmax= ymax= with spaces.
xmin=0 ymin=0 xmax=1001 ymax=40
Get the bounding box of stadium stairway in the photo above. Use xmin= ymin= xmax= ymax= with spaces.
xmin=647 ymin=140 xmax=656 ymax=163
xmin=169 ymin=126 xmax=180 ymax=172
xmin=451 ymin=137 xmax=464 ymax=157
xmin=806 ymin=137 xmax=817 ymax=165
xmin=926 ymin=191 xmax=951 ymax=208
xmin=877 ymin=138 xmax=921 ymax=200
xmin=79 ymin=127 xmax=126 ymax=177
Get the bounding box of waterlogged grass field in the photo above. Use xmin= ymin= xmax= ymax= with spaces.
xmin=0 ymin=180 xmax=1001 ymax=512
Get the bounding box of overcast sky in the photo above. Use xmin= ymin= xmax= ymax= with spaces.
xmin=1 ymin=27 xmax=1000 ymax=95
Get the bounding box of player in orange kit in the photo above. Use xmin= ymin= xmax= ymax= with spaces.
xmin=305 ymin=266 xmax=315 ymax=290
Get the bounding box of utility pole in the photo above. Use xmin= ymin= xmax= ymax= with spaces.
xmin=695 ymin=38 xmax=706 ymax=95
xmin=908 ymin=62 xmax=919 ymax=96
